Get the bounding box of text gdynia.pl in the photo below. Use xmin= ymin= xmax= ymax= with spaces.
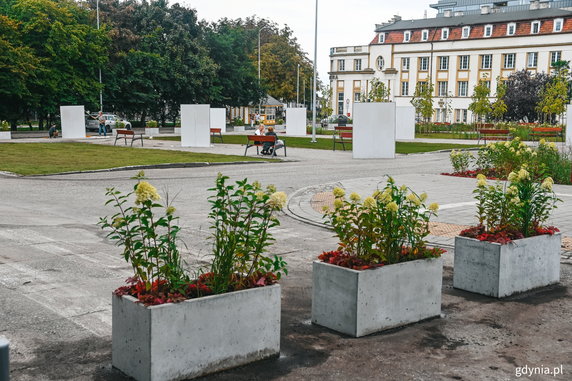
xmin=515 ymin=365 xmax=564 ymax=378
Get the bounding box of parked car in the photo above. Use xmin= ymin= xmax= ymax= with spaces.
xmin=321 ymin=115 xmax=349 ymax=127
xmin=85 ymin=113 xmax=131 ymax=132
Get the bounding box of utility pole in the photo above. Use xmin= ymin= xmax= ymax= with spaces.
xmin=297 ymin=64 xmax=300 ymax=107
xmin=311 ymin=0 xmax=318 ymax=143
xmin=97 ymin=0 xmax=102 ymax=111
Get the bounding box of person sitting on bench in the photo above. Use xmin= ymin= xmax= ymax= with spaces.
xmin=48 ymin=124 xmax=59 ymax=138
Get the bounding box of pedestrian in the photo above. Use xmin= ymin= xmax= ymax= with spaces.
xmin=92 ymin=111 xmax=106 ymax=137
xmin=48 ymin=124 xmax=59 ymax=138
xmin=261 ymin=125 xmax=277 ymax=155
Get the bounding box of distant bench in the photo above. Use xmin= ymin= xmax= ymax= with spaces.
xmin=530 ymin=127 xmax=564 ymax=142
xmin=114 ymin=129 xmax=144 ymax=147
xmin=210 ymin=128 xmax=223 ymax=143
xmin=477 ymin=128 xmax=510 ymax=145
xmin=333 ymin=126 xmax=352 ymax=151
xmin=244 ymin=135 xmax=286 ymax=157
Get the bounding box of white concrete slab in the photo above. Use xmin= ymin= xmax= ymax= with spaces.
xmin=396 ymin=106 xmax=415 ymax=140
xmin=181 ymin=104 xmax=210 ymax=147
xmin=210 ymin=108 xmax=226 ymax=131
xmin=285 ymin=108 xmax=307 ymax=136
xmin=60 ymin=105 xmax=86 ymax=139
xmin=566 ymin=104 xmax=572 ymax=147
xmin=353 ymin=102 xmax=395 ymax=159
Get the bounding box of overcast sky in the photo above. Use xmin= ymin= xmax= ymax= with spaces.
xmin=180 ymin=0 xmax=436 ymax=81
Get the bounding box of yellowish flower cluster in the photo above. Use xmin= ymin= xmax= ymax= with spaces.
xmin=428 ymin=202 xmax=439 ymax=212
xmin=268 ymin=192 xmax=287 ymax=209
xmin=135 ymin=181 xmax=161 ymax=204
xmin=349 ymin=192 xmax=361 ymax=202
xmin=333 ymin=187 xmax=345 ymax=198
xmin=541 ymin=177 xmax=554 ymax=191
xmin=363 ymin=196 xmax=376 ymax=209
xmin=166 ymin=206 xmax=176 ymax=216
xmin=477 ymin=173 xmax=487 ymax=187
xmin=386 ymin=201 xmax=398 ymax=212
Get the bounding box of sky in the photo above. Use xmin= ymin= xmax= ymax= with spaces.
xmin=180 ymin=0 xmax=436 ymax=82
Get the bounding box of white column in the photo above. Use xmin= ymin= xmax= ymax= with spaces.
xmin=210 ymin=108 xmax=226 ymax=131
xmin=353 ymin=102 xmax=395 ymax=159
xmin=566 ymin=105 xmax=572 ymax=147
xmin=181 ymin=104 xmax=210 ymax=147
xmin=60 ymin=105 xmax=86 ymax=139
xmin=285 ymin=108 xmax=307 ymax=136
xmin=396 ymin=106 xmax=416 ymax=140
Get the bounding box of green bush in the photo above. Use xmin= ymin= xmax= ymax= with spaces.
xmin=0 ymin=121 xmax=9 ymax=131
xmin=146 ymin=120 xmax=158 ymax=128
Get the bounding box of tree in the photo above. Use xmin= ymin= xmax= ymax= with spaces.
xmin=319 ymin=85 xmax=333 ymax=119
xmin=490 ymin=80 xmax=507 ymax=122
xmin=469 ymin=81 xmax=492 ymax=124
xmin=502 ymin=69 xmax=550 ymax=122
xmin=536 ymin=68 xmax=569 ymax=124
xmin=410 ymin=82 xmax=434 ymax=123
xmin=363 ymin=78 xmax=390 ymax=102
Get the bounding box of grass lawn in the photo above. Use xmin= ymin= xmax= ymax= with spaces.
xmin=416 ymin=133 xmax=478 ymax=140
xmin=157 ymin=135 xmax=479 ymax=153
xmin=0 ymin=143 xmax=265 ymax=175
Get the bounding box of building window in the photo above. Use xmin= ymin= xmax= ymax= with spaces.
xmin=402 ymin=57 xmax=410 ymax=71
xmin=483 ymin=80 xmax=491 ymax=89
xmin=462 ymin=26 xmax=471 ymax=38
xmin=481 ymin=54 xmax=492 ymax=69
xmin=484 ymin=24 xmax=493 ymax=37
xmin=455 ymin=109 xmax=468 ymax=123
xmin=550 ymin=51 xmax=562 ymax=66
xmin=458 ymin=81 xmax=468 ymax=97
xmin=376 ymin=56 xmax=385 ymax=70
xmin=338 ymin=60 xmax=345 ymax=71
xmin=419 ymin=57 xmax=429 ymax=71
xmin=531 ymin=21 xmax=541 ymax=34
xmin=554 ymin=18 xmax=563 ymax=32
xmin=354 ymin=92 xmax=361 ymax=102
xmin=459 ymin=55 xmax=470 ymax=70
xmin=439 ymin=56 xmax=449 ymax=71
xmin=404 ymin=31 xmax=411 ymax=42
xmin=438 ymin=81 xmax=448 ymax=97
xmin=337 ymin=80 xmax=344 ymax=89
xmin=507 ymin=23 xmax=516 ymax=36
xmin=401 ymin=82 xmax=409 ymax=96
xmin=527 ymin=52 xmax=538 ymax=68
xmin=418 ymin=81 xmax=428 ymax=91
xmin=421 ymin=29 xmax=429 ymax=41
xmin=378 ymin=33 xmax=385 ymax=43
xmin=338 ymin=92 xmax=344 ymax=114
xmin=441 ymin=28 xmax=449 ymax=40
xmin=504 ymin=53 xmax=516 ymax=69
xmin=354 ymin=59 xmax=362 ymax=71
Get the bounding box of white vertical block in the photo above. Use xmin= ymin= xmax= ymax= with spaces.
xmin=353 ymin=102 xmax=396 ymax=159
xmin=285 ymin=108 xmax=307 ymax=136
xmin=396 ymin=106 xmax=415 ymax=140
xmin=181 ymin=104 xmax=210 ymax=147
xmin=566 ymin=105 xmax=572 ymax=147
xmin=60 ymin=105 xmax=85 ymax=139
xmin=210 ymin=108 xmax=226 ymax=131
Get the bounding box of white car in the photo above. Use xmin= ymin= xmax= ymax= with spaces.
xmin=86 ymin=113 xmax=131 ymax=132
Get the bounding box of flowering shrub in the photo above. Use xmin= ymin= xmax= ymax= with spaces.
xmin=461 ymin=169 xmax=561 ymax=243
xmin=146 ymin=120 xmax=158 ymax=128
xmin=447 ymin=138 xmax=571 ymax=184
xmin=207 ymin=174 xmax=288 ymax=294
xmin=322 ymin=177 xmax=443 ymax=268
xmin=0 ymin=121 xmax=9 ymax=131
xmin=449 ymin=150 xmax=473 ymax=173
xmin=101 ymin=172 xmax=288 ymax=305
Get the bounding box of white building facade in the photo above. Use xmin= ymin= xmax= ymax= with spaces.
xmin=330 ymin=1 xmax=572 ymax=122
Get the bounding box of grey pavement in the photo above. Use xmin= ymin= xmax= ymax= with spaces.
xmin=0 ymin=137 xmax=571 ymax=380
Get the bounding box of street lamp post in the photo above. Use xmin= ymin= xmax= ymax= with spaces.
xmin=311 ymin=0 xmax=318 ymax=143
xmin=96 ymin=0 xmax=103 ymax=112
xmin=258 ymin=26 xmax=270 ymax=115
xmin=297 ymin=63 xmax=300 ymax=107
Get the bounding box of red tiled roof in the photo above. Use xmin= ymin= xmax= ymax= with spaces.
xmin=371 ymin=17 xmax=572 ymax=45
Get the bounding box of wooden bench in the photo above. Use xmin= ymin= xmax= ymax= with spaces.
xmin=210 ymin=128 xmax=223 ymax=143
xmin=333 ymin=126 xmax=352 ymax=151
xmin=477 ymin=129 xmax=510 ymax=144
xmin=114 ymin=129 xmax=144 ymax=147
xmin=244 ymin=135 xmax=286 ymax=157
xmin=530 ymin=127 xmax=564 ymax=142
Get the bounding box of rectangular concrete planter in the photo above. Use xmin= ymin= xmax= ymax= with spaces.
xmin=454 ymin=234 xmax=561 ymax=298
xmin=233 ymin=126 xmax=245 ymax=132
xmin=145 ymin=127 xmax=160 ymax=136
xmin=311 ymin=258 xmax=443 ymax=337
xmin=0 ymin=131 xmax=11 ymax=140
xmin=112 ymin=284 xmax=281 ymax=381
xmin=173 ymin=127 xmax=181 ymax=135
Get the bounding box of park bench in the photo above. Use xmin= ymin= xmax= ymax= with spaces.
xmin=210 ymin=128 xmax=223 ymax=143
xmin=244 ymin=135 xmax=286 ymax=157
xmin=477 ymin=128 xmax=511 ymax=145
xmin=530 ymin=127 xmax=564 ymax=142
xmin=114 ymin=129 xmax=144 ymax=147
xmin=333 ymin=126 xmax=352 ymax=151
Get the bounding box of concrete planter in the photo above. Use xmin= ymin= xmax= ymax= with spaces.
xmin=112 ymin=284 xmax=281 ymax=381
xmin=173 ymin=127 xmax=181 ymax=135
xmin=233 ymin=125 xmax=245 ymax=132
xmin=311 ymin=258 xmax=443 ymax=337
xmin=454 ymin=234 xmax=561 ymax=298
xmin=0 ymin=131 xmax=11 ymax=140
xmin=145 ymin=127 xmax=160 ymax=136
